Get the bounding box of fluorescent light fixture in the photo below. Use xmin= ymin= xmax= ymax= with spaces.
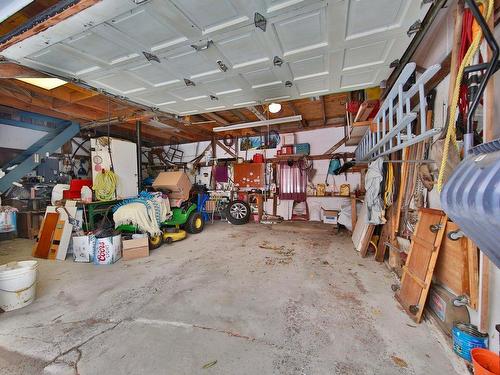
xmin=16 ymin=77 xmax=67 ymax=90
xmin=268 ymin=103 xmax=282 ymax=113
xmin=213 ymin=115 xmax=302 ymax=132
xmin=0 ymin=0 xmax=34 ymax=23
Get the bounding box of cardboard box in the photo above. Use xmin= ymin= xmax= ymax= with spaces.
xmin=93 ymin=234 xmax=122 ymax=265
xmin=153 ymin=171 xmax=192 ymax=200
xmin=71 ymin=235 xmax=94 ymax=263
xmin=281 ymin=145 xmax=294 ymax=155
xmin=323 ymin=210 xmax=339 ymax=225
xmin=281 ymin=133 xmax=295 ymax=146
xmin=122 ymin=237 xmax=149 ymax=260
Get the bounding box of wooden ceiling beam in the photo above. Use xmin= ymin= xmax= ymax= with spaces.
xmin=0 ymin=62 xmax=45 ymax=78
xmin=144 ymin=122 xmax=200 ymax=142
xmin=0 ymin=94 xmax=78 ymax=121
xmin=201 ymin=112 xmax=229 ymax=125
xmin=247 ymin=106 xmax=266 ymax=121
xmin=307 ymin=117 xmax=345 ymax=128
xmin=287 ymin=101 xmax=308 ymax=128
xmin=117 ymin=123 xmax=184 ymax=145
xmin=95 ymin=126 xmax=158 ymax=148
xmin=156 ymin=115 xmax=213 ymax=139
xmin=0 ymin=0 xmax=101 ymax=51
xmin=0 ymin=86 xmax=104 ymax=121
xmin=230 ymin=109 xmax=248 ymax=122
xmin=320 ymin=96 xmax=326 ymax=125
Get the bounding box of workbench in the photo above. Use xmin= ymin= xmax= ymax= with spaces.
xmin=77 ymin=199 xmax=122 ymax=231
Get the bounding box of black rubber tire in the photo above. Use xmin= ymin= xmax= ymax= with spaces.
xmin=225 ymin=200 xmax=251 ymax=225
xmin=185 ymin=211 xmax=204 ymax=234
xmin=148 ymin=234 xmax=163 ymax=249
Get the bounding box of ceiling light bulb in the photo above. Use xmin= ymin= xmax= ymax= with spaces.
xmin=268 ymin=103 xmax=281 ymax=113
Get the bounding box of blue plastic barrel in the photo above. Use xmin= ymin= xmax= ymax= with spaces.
xmin=452 ymin=323 xmax=488 ymax=362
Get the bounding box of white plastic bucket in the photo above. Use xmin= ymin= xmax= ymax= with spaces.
xmin=0 ymin=260 xmax=38 ymax=311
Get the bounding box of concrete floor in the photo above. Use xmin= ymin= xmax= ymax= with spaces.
xmin=0 ymin=222 xmax=466 ymax=375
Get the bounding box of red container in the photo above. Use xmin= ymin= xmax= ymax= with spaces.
xmin=253 ymin=153 xmax=264 ymax=163
xmin=281 ymin=145 xmax=294 ymax=155
xmin=63 ymin=179 xmax=92 ymax=199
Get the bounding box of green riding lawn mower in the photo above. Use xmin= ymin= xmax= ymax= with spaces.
xmin=116 ymin=200 xmax=204 ymax=250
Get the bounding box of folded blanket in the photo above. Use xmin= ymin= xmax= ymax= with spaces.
xmin=113 ymin=194 xmax=170 ymax=235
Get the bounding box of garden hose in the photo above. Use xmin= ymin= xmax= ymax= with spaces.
xmin=93 ymin=169 xmax=118 ymax=201
xmin=437 ymin=0 xmax=493 ymax=192
xmin=384 ymin=161 xmax=394 ymax=208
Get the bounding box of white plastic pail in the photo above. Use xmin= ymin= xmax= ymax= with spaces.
xmin=0 ymin=261 xmax=38 ymax=311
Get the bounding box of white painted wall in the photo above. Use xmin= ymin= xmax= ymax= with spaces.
xmin=0 ymin=124 xmax=46 ymax=149
xmin=168 ymin=127 xmax=360 ymax=220
xmin=172 ymin=127 xmax=360 ymax=191
xmin=0 ymin=124 xmax=89 ymax=157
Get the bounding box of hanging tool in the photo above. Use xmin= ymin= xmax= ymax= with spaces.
xmin=438 ymin=0 xmax=497 ymax=191
xmin=325 ymin=157 xmax=341 ymax=186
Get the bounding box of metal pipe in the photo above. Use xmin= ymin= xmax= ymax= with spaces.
xmin=464 ymin=61 xmax=500 ymax=74
xmin=136 ymin=120 xmax=142 ymax=192
xmin=464 ymin=0 xmax=499 ymax=154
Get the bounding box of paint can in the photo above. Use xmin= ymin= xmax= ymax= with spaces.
xmin=452 ymin=323 xmax=488 ymax=362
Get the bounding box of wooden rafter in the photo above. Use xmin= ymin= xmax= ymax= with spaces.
xmin=230 ymin=109 xmax=248 ymax=122
xmin=0 ymin=0 xmax=101 ymax=51
xmin=202 ymin=112 xmax=229 ymax=125
xmin=287 ymin=101 xmax=308 ymax=128
xmin=247 ymin=106 xmax=266 ymax=121
xmin=320 ymin=96 xmax=326 ymax=125
xmin=0 ymin=63 xmax=45 ymax=78
xmin=216 ymin=140 xmax=237 ymax=158
xmin=323 ymin=136 xmax=347 ymax=155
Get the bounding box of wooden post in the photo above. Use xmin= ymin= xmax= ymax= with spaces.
xmin=351 ymin=195 xmax=357 ymax=231
xmin=479 ymin=9 xmax=495 ymax=333
xmin=447 ymin=1 xmax=465 ymax=109
xmin=210 ymin=137 xmax=217 ymax=189
xmin=256 ymin=193 xmax=263 ymax=222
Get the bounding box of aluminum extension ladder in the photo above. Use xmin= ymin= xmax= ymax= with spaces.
xmin=355 ymin=63 xmax=441 ymax=161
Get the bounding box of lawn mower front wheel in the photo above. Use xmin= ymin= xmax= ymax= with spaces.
xmin=185 ymin=211 xmax=204 ymax=234
xmin=148 ymin=233 xmax=163 ymax=249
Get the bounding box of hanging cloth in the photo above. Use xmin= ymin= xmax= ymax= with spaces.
xmin=365 ymin=157 xmax=385 ymax=224
xmin=279 ymin=160 xmax=307 ymax=202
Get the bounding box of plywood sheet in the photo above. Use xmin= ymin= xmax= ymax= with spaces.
xmin=33 ymin=212 xmax=59 ymax=259
xmin=434 ymin=221 xmax=479 ymax=309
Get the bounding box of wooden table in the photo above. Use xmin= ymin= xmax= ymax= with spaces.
xmin=16 ymin=211 xmax=45 ymax=239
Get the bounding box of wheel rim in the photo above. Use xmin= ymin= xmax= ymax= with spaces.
xmin=150 ymin=236 xmax=161 ymax=245
xmin=195 ymin=218 xmax=202 ymax=228
xmin=230 ymin=203 xmax=247 ymax=220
